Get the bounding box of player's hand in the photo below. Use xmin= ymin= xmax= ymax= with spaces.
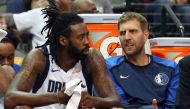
xmin=1 ymin=65 xmax=16 ymax=81
xmin=152 ymin=98 xmax=159 ymax=109
xmin=79 ymin=91 xmax=97 ymax=109
xmin=58 ymin=79 xmax=82 ymax=104
xmin=57 ymin=90 xmax=71 ymax=105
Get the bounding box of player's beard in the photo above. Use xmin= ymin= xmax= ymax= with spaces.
xmin=67 ymin=43 xmax=87 ymax=60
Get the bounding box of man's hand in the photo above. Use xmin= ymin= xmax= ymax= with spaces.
xmin=79 ymin=91 xmax=97 ymax=109
xmin=1 ymin=65 xmax=16 ymax=80
xmin=152 ymin=99 xmax=158 ymax=109
xmin=57 ymin=79 xmax=83 ymax=104
xmin=57 ymin=91 xmax=71 ymax=105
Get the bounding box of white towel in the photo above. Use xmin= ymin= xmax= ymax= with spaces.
xmin=64 ymin=78 xmax=82 ymax=96
xmin=0 ymin=29 xmax=7 ymax=41
xmin=66 ymin=83 xmax=83 ymax=109
xmin=64 ymin=78 xmax=85 ymax=109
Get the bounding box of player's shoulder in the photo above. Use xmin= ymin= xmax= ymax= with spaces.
xmin=88 ymin=48 xmax=103 ymax=58
xmin=106 ymin=55 xmax=125 ymax=68
xmin=152 ymin=55 xmax=177 ymax=68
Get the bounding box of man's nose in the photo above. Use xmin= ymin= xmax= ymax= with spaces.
xmin=84 ymin=37 xmax=89 ymax=45
xmin=124 ymin=31 xmax=131 ymax=39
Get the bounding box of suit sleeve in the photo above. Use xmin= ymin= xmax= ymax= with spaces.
xmin=175 ymin=55 xmax=190 ymax=108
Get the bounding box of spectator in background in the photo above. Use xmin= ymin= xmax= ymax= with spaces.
xmin=0 ymin=29 xmax=20 ymax=109
xmin=6 ymin=0 xmax=48 ymax=13
xmin=92 ymin=0 xmax=113 ymax=13
xmin=142 ymin=0 xmax=190 ymax=37
xmin=70 ymin=0 xmax=98 ymax=13
xmin=2 ymin=0 xmax=74 ymax=49
xmin=170 ymin=0 xmax=190 ymax=33
xmin=5 ymin=0 xmax=49 ymax=53
xmin=0 ymin=66 xmax=16 ymax=109
xmin=170 ymin=0 xmax=188 ymax=4
xmin=6 ymin=0 xmax=28 ymax=13
xmin=175 ymin=55 xmax=190 ymax=109
xmin=3 ymin=0 xmax=104 ymax=50
xmin=0 ymin=30 xmax=20 ymax=73
xmin=0 ymin=16 xmax=6 ymax=30
xmin=106 ymin=12 xmax=179 ymax=109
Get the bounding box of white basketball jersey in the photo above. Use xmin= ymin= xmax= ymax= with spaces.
xmin=33 ymin=46 xmax=87 ymax=109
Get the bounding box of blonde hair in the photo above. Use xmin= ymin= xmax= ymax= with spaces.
xmin=118 ymin=12 xmax=149 ymax=32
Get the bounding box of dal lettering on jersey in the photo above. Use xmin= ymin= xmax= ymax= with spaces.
xmin=47 ymin=80 xmax=65 ymax=92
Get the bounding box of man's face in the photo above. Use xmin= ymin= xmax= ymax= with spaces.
xmin=77 ymin=0 xmax=98 ymax=13
xmin=0 ymin=43 xmax=15 ymax=66
xmin=56 ymin=0 xmax=75 ymax=11
xmin=119 ymin=19 xmax=149 ymax=56
xmin=0 ymin=18 xmax=7 ymax=30
xmin=66 ymin=23 xmax=90 ymax=60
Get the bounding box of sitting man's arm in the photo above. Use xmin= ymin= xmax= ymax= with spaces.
xmin=4 ymin=49 xmax=70 ymax=109
xmin=79 ymin=48 xmax=120 ymax=109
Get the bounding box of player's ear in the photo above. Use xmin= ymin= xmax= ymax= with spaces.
xmin=144 ymin=30 xmax=149 ymax=40
xmin=59 ymin=35 xmax=68 ymax=46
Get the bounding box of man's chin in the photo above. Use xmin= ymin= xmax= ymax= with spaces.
xmin=125 ymin=51 xmax=136 ymax=56
xmin=83 ymin=51 xmax=89 ymax=55
xmin=77 ymin=54 xmax=87 ymax=60
xmin=81 ymin=48 xmax=89 ymax=55
xmin=83 ymin=47 xmax=89 ymax=53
